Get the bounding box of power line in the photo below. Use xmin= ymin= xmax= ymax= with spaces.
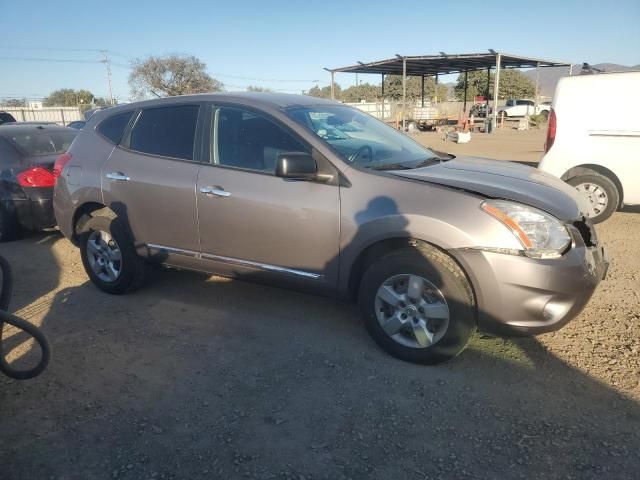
xmin=0 ymin=56 xmax=104 ymax=64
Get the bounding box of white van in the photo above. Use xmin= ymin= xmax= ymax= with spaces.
xmin=538 ymin=71 xmax=640 ymax=223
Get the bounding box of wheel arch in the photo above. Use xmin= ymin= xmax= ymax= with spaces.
xmin=71 ymin=202 xmax=115 ymax=244
xmin=346 ymin=236 xmax=477 ymax=311
xmin=561 ymin=164 xmax=624 ymax=207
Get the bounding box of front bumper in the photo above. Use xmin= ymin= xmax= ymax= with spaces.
xmin=452 ymin=225 xmax=608 ymax=336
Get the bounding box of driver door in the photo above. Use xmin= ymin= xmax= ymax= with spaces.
xmin=195 ymin=104 xmax=341 ymax=290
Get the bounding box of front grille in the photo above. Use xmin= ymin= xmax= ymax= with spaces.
xmin=573 ymin=218 xmax=597 ymax=247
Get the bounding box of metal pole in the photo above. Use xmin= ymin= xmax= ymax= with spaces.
xmin=330 ymin=71 xmax=335 ymax=100
xmin=492 ymin=53 xmax=502 ymax=131
xmin=101 ymin=50 xmax=114 ymax=105
xmin=485 ymin=67 xmax=491 ymax=111
xmin=534 ymin=62 xmax=540 ymax=110
xmin=568 ymin=64 xmax=573 ymax=76
xmin=381 ymin=74 xmax=385 ymax=121
xmin=463 ymin=70 xmax=468 ymax=113
xmin=421 ymin=75 xmax=425 ymax=107
xmin=402 ymin=56 xmax=406 ymax=130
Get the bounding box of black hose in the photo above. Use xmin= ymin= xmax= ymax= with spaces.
xmin=0 ymin=254 xmax=51 ymax=380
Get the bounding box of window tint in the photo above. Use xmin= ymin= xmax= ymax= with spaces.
xmin=213 ymin=107 xmax=308 ymax=173
xmin=97 ymin=111 xmax=133 ymax=144
xmin=130 ymin=105 xmax=199 ymax=160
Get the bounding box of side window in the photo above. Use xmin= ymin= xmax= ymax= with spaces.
xmin=212 ymin=106 xmax=308 ymax=173
xmin=97 ymin=111 xmax=134 ymax=145
xmin=130 ymin=105 xmax=199 ymax=160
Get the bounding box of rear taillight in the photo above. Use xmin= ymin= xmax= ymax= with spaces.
xmin=544 ymin=108 xmax=556 ymax=153
xmin=53 ymin=152 xmax=73 ymax=180
xmin=16 ymin=167 xmax=56 ymax=188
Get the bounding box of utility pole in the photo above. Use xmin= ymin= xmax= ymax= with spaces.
xmin=101 ymin=50 xmax=114 ymax=105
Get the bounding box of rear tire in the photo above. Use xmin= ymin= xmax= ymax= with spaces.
xmin=358 ymin=244 xmax=476 ymax=364
xmin=79 ymin=214 xmax=150 ymax=294
xmin=567 ymin=173 xmax=619 ymax=223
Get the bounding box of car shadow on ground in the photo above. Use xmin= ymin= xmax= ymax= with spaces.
xmin=1 ymin=210 xmax=639 ymax=479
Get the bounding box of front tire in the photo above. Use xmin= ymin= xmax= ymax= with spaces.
xmin=567 ymin=173 xmax=619 ymax=223
xmin=79 ymin=214 xmax=149 ymax=294
xmin=358 ymin=245 xmax=476 ymax=364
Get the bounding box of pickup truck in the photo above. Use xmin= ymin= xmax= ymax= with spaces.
xmin=497 ymin=99 xmax=550 ymax=119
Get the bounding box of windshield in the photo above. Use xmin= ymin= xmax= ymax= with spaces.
xmin=3 ymin=128 xmax=76 ymax=156
xmin=286 ymin=105 xmax=439 ymax=170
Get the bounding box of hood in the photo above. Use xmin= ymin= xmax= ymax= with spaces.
xmin=390 ymin=155 xmax=591 ymax=221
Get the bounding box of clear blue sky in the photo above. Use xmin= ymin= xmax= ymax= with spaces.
xmin=1 ymin=0 xmax=639 ymax=102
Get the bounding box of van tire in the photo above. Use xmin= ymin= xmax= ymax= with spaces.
xmin=358 ymin=245 xmax=476 ymax=364
xmin=567 ymin=173 xmax=619 ymax=223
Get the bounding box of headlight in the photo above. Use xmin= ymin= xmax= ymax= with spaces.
xmin=481 ymin=200 xmax=571 ymax=259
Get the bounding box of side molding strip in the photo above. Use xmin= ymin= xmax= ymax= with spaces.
xmin=146 ymin=244 xmax=322 ymax=280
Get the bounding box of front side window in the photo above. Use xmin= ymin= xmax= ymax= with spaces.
xmin=286 ymin=105 xmax=438 ymax=171
xmin=212 ymin=106 xmax=308 ymax=173
xmin=97 ymin=111 xmax=133 ymax=144
xmin=130 ymin=105 xmax=199 ymax=160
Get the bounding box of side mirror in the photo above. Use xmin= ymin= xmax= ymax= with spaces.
xmin=275 ymin=152 xmax=317 ymax=180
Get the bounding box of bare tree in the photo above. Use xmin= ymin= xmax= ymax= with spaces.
xmin=129 ymin=55 xmax=224 ymax=98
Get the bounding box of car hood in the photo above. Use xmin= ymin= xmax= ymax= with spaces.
xmin=390 ymin=155 xmax=591 ymax=221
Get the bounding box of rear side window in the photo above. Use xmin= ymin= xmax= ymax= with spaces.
xmin=129 ymin=105 xmax=200 ymax=161
xmin=97 ymin=111 xmax=133 ymax=144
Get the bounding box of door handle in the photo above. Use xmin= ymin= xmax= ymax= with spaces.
xmin=200 ymin=186 xmax=231 ymax=197
xmin=106 ymin=172 xmax=130 ymax=181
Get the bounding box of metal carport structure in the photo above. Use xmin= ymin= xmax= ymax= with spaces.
xmin=326 ymin=51 xmax=572 ymax=130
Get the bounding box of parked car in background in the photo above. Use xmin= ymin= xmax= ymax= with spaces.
xmin=0 ymin=124 xmax=77 ymax=241
xmin=54 ymin=94 xmax=607 ymax=364
xmin=497 ymin=99 xmax=550 ymax=119
xmin=0 ymin=112 xmax=17 ymax=125
xmin=66 ymin=120 xmax=86 ymax=129
xmin=539 ymin=71 xmax=640 ymax=223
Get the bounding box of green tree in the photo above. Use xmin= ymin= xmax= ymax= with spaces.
xmin=454 ymin=69 xmax=535 ymax=101
xmin=129 ymin=55 xmax=224 ymax=98
xmin=341 ymin=83 xmax=382 ymax=103
xmin=382 ymin=75 xmax=439 ymax=101
xmin=307 ymin=84 xmax=341 ymax=99
xmin=436 ymin=83 xmax=449 ymax=102
xmin=43 ymin=89 xmax=107 ymax=111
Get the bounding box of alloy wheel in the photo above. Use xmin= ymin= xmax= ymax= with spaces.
xmin=374 ymin=274 xmax=450 ymax=349
xmin=86 ymin=230 xmax=122 ymax=283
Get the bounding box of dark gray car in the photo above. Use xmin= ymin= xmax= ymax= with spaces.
xmin=53 ymin=93 xmax=608 ymax=364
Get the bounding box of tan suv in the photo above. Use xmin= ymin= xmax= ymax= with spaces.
xmin=53 ymin=93 xmax=607 ymax=364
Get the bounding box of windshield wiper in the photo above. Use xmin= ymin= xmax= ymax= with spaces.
xmin=411 ymin=157 xmax=441 ymax=169
xmin=369 ymin=163 xmax=413 ymax=171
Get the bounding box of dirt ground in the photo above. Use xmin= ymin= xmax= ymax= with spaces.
xmin=1 ymin=128 xmax=639 ymax=479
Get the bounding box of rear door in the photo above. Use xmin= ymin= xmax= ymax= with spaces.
xmin=195 ymin=104 xmax=341 ymax=289
xmin=101 ymin=103 xmax=202 ymax=254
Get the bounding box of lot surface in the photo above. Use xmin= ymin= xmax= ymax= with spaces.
xmin=1 ymin=128 xmax=639 ymax=479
